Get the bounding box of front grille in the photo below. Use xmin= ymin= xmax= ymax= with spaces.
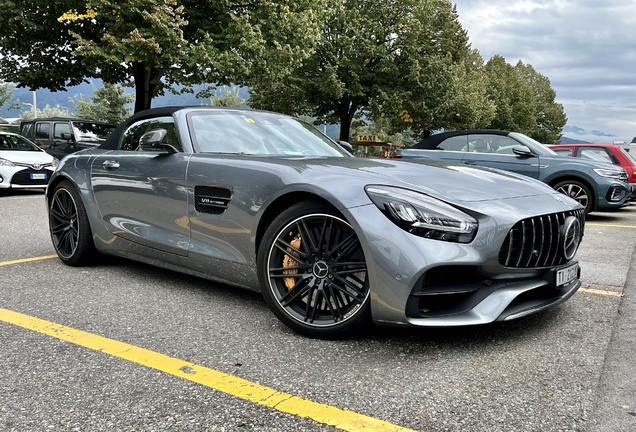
xmin=498 ymin=209 xmax=585 ymax=268
xmin=620 ymin=171 xmax=629 ymax=183
xmin=11 ymin=169 xmax=50 ymax=186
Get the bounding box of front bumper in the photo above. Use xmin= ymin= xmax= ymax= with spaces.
xmin=0 ymin=167 xmax=54 ymax=189
xmin=345 ymin=195 xmax=584 ymax=327
xmin=596 ymin=180 xmax=630 ymax=210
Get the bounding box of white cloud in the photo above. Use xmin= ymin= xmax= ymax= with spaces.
xmin=453 ymin=0 xmax=636 ymax=142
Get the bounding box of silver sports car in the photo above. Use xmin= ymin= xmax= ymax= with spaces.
xmin=46 ymin=107 xmax=584 ymax=338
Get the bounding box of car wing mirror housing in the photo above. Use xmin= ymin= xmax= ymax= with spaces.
xmin=60 ymin=132 xmax=74 ymax=141
xmin=512 ymin=145 xmax=535 ymax=157
xmin=138 ymin=129 xmax=178 ymax=153
xmin=338 ymin=140 xmax=355 ymax=156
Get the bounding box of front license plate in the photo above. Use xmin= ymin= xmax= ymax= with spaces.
xmin=556 ymin=263 xmax=578 ymax=287
xmin=30 ymin=173 xmax=47 ymax=180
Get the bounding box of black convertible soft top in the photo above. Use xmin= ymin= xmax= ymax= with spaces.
xmin=413 ymin=129 xmax=512 ymax=149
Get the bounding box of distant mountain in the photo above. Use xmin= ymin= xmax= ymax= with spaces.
xmin=2 ymin=80 xmax=240 ymax=118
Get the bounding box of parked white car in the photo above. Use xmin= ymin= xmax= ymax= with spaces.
xmin=0 ymin=132 xmax=58 ymax=190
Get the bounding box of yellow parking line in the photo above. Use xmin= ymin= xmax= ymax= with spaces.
xmin=0 ymin=307 xmax=415 ymax=432
xmin=579 ymin=288 xmax=624 ymax=297
xmin=0 ymin=255 xmax=58 ymax=267
xmin=586 ymin=223 xmax=636 ymax=229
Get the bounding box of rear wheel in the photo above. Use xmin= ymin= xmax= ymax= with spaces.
xmin=258 ymin=201 xmax=371 ymax=339
xmin=554 ymin=180 xmax=593 ymax=214
xmin=49 ymin=181 xmax=96 ymax=266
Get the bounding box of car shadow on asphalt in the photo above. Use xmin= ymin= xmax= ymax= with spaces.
xmin=101 ymin=255 xmax=568 ymax=350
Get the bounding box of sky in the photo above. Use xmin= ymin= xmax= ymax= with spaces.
xmin=452 ymin=0 xmax=636 ymax=143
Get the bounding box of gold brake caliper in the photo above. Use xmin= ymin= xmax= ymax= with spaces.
xmin=283 ymin=234 xmax=302 ymax=290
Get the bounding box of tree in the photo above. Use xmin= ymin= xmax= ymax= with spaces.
xmin=20 ymin=104 xmax=73 ymax=119
xmin=0 ymin=83 xmax=22 ymax=114
xmin=207 ymin=86 xmax=246 ymax=108
xmin=482 ymin=56 xmax=566 ymax=143
xmin=71 ymin=83 xmax=134 ymax=123
xmin=249 ymin=0 xmax=479 ymax=142
xmin=0 ymin=0 xmax=325 ymax=112
xmin=514 ymin=61 xmax=567 ymax=144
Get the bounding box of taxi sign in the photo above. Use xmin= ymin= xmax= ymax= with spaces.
xmin=356 ymin=134 xmax=380 ymax=142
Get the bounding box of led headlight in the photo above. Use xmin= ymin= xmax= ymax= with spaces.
xmin=52 ymin=158 xmax=60 ymax=168
xmin=365 ymin=186 xmax=478 ymax=243
xmin=594 ymin=168 xmax=625 ymax=180
xmin=0 ymin=158 xmax=16 ymax=167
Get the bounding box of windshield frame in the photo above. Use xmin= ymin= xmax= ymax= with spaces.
xmin=186 ymin=109 xmax=348 ymax=157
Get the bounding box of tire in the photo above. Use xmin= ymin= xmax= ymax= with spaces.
xmin=49 ymin=181 xmax=96 ymax=266
xmin=553 ymin=180 xmax=593 ymax=214
xmin=257 ymin=201 xmax=371 ymax=339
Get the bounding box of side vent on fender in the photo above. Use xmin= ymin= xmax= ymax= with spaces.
xmin=194 ymin=186 xmax=232 ymax=215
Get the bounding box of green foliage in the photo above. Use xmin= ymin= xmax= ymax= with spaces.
xmin=0 ymin=83 xmax=22 ymax=113
xmin=514 ymin=61 xmax=567 ymax=144
xmin=0 ymin=0 xmax=326 ymax=113
xmin=482 ymin=56 xmax=566 ymax=143
xmin=206 ymin=86 xmax=246 ymax=108
xmin=249 ymin=0 xmax=478 ymax=142
xmin=20 ymin=104 xmax=73 ymax=119
xmin=70 ymin=83 xmax=134 ymax=124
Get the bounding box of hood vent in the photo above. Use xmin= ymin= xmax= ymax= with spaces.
xmin=194 ymin=186 xmax=232 ymax=215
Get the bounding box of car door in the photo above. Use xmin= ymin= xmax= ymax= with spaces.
xmin=32 ymin=121 xmax=55 ymax=156
xmin=90 ymin=115 xmax=191 ymax=256
xmin=461 ymin=134 xmax=540 ymax=179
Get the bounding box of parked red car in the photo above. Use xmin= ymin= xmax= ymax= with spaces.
xmin=549 ymin=143 xmax=636 ymax=196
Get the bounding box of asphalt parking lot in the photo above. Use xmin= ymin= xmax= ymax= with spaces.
xmin=1 ymin=190 xmax=635 ymax=431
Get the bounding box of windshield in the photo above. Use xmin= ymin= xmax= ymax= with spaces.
xmin=72 ymin=122 xmax=117 ymax=141
xmin=509 ymin=132 xmax=560 ymax=156
xmin=187 ymin=110 xmax=347 ymax=157
xmin=0 ymin=134 xmax=41 ymax=151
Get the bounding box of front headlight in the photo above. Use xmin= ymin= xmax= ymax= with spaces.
xmin=365 ymin=186 xmax=478 ymax=243
xmin=0 ymin=158 xmax=16 ymax=167
xmin=52 ymin=158 xmax=60 ymax=168
xmin=594 ymin=168 xmax=625 ymax=180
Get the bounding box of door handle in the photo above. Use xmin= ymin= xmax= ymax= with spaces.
xmin=102 ymin=160 xmax=120 ymax=169
xmin=464 ymin=161 xmax=478 ymax=165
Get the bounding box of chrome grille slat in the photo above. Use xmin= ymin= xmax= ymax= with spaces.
xmin=499 ymin=209 xmax=584 ymax=269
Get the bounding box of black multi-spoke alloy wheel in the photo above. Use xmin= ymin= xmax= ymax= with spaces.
xmin=258 ymin=201 xmax=371 ymax=339
xmin=553 ymin=180 xmax=593 ymax=214
xmin=49 ymin=181 xmax=96 ymax=266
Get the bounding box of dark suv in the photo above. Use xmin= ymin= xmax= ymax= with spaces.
xmin=20 ymin=118 xmax=117 ymax=160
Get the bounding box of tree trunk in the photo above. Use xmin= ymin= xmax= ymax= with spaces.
xmin=338 ymin=100 xmax=358 ymax=142
xmin=132 ymin=62 xmax=163 ymax=113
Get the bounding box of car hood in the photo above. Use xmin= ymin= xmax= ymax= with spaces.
xmin=350 ymin=158 xmax=556 ymax=202
xmin=0 ymin=150 xmax=54 ymax=164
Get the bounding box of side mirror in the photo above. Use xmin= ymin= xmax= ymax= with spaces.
xmin=138 ymin=129 xmax=178 ymax=154
xmin=512 ymin=145 xmax=535 ymax=157
xmin=338 ymin=140 xmax=354 ymax=155
xmin=60 ymin=132 xmax=73 ymax=141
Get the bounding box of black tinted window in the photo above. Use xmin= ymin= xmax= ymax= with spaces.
xmin=54 ymin=123 xmax=71 ymax=139
xmin=119 ymin=116 xmax=181 ymax=151
xmin=36 ymin=123 xmax=50 ymax=139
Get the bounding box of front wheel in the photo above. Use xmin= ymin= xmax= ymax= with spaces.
xmin=553 ymin=180 xmax=593 ymax=214
xmin=49 ymin=181 xmax=96 ymax=266
xmin=257 ymin=201 xmax=371 ymax=339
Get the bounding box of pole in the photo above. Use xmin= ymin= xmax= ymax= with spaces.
xmin=32 ymin=91 xmax=37 ymax=118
